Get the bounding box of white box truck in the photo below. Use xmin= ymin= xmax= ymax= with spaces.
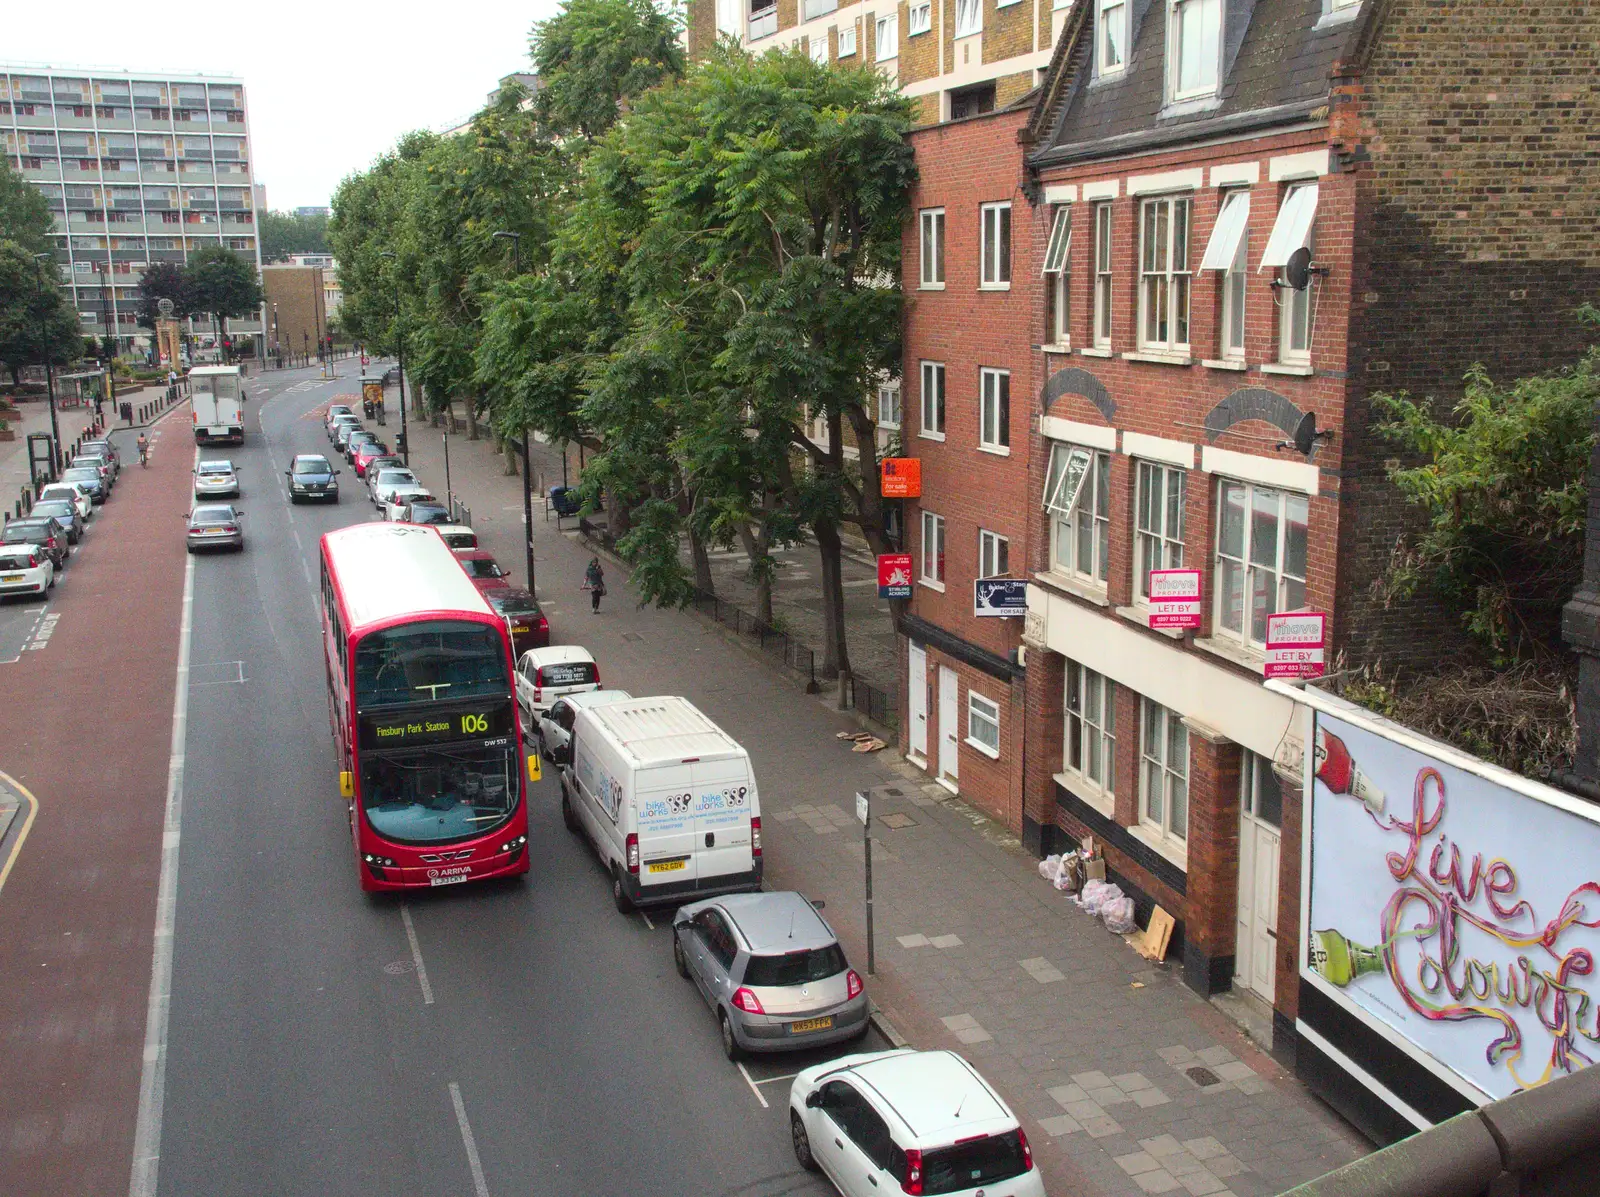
xmin=190 ymin=365 xmax=245 ymax=445
xmin=555 ymin=695 xmax=763 ymax=912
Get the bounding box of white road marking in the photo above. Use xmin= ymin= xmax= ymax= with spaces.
xmin=449 ymin=1082 xmax=492 ymax=1197
xmin=749 ymin=1071 xmax=801 ymax=1086
xmin=129 ymin=486 xmax=198 ymax=1197
xmin=400 ymin=903 xmax=435 ymax=1005
xmin=27 ymin=611 xmax=61 ymax=650
xmin=737 ymin=1062 xmax=770 ymax=1108
xmin=638 ymin=909 xmax=655 ymax=930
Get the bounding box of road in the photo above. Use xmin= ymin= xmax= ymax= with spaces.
xmin=148 ymin=364 xmax=875 ymax=1197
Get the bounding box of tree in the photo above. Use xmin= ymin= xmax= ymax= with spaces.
xmin=532 ymin=0 xmax=685 ymax=139
xmin=0 ymin=161 xmax=52 ymax=255
xmin=0 ymin=239 xmax=82 ymax=385
xmin=134 ymin=261 xmax=195 ymax=329
xmin=186 ymin=246 xmax=263 ymax=358
xmin=259 ymin=209 xmax=330 ymax=262
xmin=1374 ymin=304 xmax=1600 ymax=661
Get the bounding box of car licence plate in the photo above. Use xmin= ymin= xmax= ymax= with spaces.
xmin=429 ymin=873 xmax=471 ymax=887
xmin=648 ymin=859 xmax=686 ymax=874
xmin=790 ymin=1016 xmax=834 ymax=1034
xmin=1 ymin=574 xmax=22 ymax=583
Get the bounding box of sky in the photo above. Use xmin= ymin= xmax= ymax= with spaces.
xmin=6 ymin=0 xmax=564 ymax=210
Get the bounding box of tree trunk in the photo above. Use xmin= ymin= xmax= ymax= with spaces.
xmin=689 ymin=527 xmax=715 ymax=595
xmin=502 ymin=436 xmax=519 ymax=476
xmin=814 ymin=515 xmax=851 ymax=679
xmin=738 ymin=520 xmax=774 ymax=626
xmin=411 ymin=380 xmax=427 ymax=420
xmin=466 ymin=395 xmax=480 ymax=441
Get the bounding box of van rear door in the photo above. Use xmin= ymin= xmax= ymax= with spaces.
xmin=691 ymin=757 xmax=756 ymax=882
xmin=636 ymin=763 xmax=699 ymax=892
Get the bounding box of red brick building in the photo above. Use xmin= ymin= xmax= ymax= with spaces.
xmin=901 ymin=0 xmax=1599 ymax=1144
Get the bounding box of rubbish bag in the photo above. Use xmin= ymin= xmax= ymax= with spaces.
xmin=1102 ymin=896 xmax=1137 ymax=934
xmin=1058 ymin=854 xmax=1087 ymax=894
xmin=1038 ymin=854 xmax=1063 ymax=883
xmin=1077 ymin=879 xmax=1111 ymax=914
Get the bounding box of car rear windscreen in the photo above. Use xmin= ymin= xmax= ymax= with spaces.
xmin=742 ymin=944 xmax=846 ymax=987
xmin=920 ymin=1131 xmax=1029 ymax=1194
xmin=538 ymin=662 xmax=596 ymax=687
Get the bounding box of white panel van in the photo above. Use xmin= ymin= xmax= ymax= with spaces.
xmin=555 ymin=695 xmax=762 ymax=912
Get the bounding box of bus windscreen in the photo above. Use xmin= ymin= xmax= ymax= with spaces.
xmin=361 ymin=742 xmax=517 ymax=845
xmin=354 ymin=620 xmax=509 ymax=708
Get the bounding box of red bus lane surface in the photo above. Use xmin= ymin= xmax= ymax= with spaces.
xmin=0 ymin=409 xmax=191 ymax=1195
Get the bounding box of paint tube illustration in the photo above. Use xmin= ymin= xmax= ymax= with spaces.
xmin=1313 ymin=726 xmax=1386 ymax=814
xmin=1308 ymin=928 xmax=1385 ymax=988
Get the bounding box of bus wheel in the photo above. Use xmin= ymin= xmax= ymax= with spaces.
xmin=611 ymin=866 xmax=634 ymax=914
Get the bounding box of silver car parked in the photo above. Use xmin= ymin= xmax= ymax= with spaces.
xmin=673 ymin=890 xmax=868 ymax=1060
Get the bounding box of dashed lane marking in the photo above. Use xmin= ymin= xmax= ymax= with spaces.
xmin=449 ymin=1082 xmax=492 ymax=1197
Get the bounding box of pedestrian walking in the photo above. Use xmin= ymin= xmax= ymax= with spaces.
xmin=583 ymin=557 xmax=606 ymax=613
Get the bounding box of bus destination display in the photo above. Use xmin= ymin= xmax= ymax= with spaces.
xmin=358 ymin=702 xmax=514 ymax=749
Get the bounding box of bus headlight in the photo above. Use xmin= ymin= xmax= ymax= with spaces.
xmin=363 ymin=853 xmax=397 ymax=867
xmin=498 ymin=835 xmax=527 ymax=854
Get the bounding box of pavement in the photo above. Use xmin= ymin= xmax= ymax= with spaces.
xmin=406 ymin=395 xmax=1373 ymax=1197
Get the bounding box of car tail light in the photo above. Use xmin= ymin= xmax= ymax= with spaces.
xmin=625 ymin=833 xmax=639 ymax=875
xmin=537 ymin=616 xmax=548 ymax=633
xmin=750 ymin=816 xmax=762 ymax=858
xmin=533 ymin=686 xmax=543 ymax=704
xmin=1018 ymin=1127 xmax=1033 ymax=1171
xmin=730 ymin=987 xmax=764 ymax=1014
xmin=221 ymin=525 xmax=237 ymax=533
xmin=901 ymin=1148 xmax=923 ymax=1194
xmin=47 ymin=536 xmax=58 ymax=550
xmin=846 ymin=969 xmax=863 ymax=999
xmin=28 ymin=552 xmax=40 ymax=569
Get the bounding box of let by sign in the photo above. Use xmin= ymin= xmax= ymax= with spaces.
xmin=880 ymin=458 xmax=922 ymax=499
xmin=877 ymin=553 xmax=914 ymax=599
xmin=1265 ymin=611 xmax=1327 ymax=679
xmin=1147 ymin=569 xmax=1202 ymax=629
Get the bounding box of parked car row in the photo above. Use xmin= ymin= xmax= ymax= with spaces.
xmin=1 ymin=438 xmax=122 ymax=600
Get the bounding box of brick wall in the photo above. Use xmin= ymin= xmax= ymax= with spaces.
xmin=984 ymin=0 xmax=1035 ymax=62
xmin=994 ymin=69 xmax=1036 ymax=109
xmin=1335 ymin=0 xmax=1600 ymax=669
xmin=686 ymin=0 xmax=718 ymax=60
xmin=261 ymin=266 xmax=324 ymax=356
xmin=900 ymin=17 xmax=941 ymax=84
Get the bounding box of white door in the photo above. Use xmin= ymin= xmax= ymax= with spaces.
xmin=908 ymin=643 xmax=928 ymax=763
xmin=937 ymin=667 xmax=959 ymax=787
xmin=1235 ymin=753 xmax=1282 ymax=1002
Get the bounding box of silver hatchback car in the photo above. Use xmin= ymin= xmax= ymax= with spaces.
xmin=673 ymin=890 xmax=868 ymax=1059
xmin=194 ymin=458 xmax=240 ymax=498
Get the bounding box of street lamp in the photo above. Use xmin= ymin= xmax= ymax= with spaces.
xmin=379 ymin=251 xmax=410 ymax=467
xmin=493 ymin=229 xmax=536 ymax=595
xmin=32 ymin=254 xmax=63 ymax=477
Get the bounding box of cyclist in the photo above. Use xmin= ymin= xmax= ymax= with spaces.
xmin=137 ymin=432 xmax=150 ymax=467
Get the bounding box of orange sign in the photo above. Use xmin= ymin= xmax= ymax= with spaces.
xmin=880 ymin=457 xmax=922 ymax=499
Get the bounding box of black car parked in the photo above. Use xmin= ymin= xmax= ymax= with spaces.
xmin=2 ymin=516 xmax=71 ymax=570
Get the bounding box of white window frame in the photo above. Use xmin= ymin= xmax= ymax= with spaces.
xmin=1043 ymin=442 xmax=1111 ymax=587
xmin=1279 ymin=229 xmax=1315 ymax=365
xmin=1092 ymin=201 xmax=1113 ymax=347
xmin=978 ymin=367 xmax=1010 ymax=453
xmin=908 ymin=0 xmax=932 ymax=34
xmin=955 ymin=0 xmax=983 ymax=37
xmin=1134 ymin=461 xmax=1185 ymax=603
xmin=810 ymin=33 xmax=830 ymax=63
xmin=1141 ymin=699 xmax=1188 ymax=843
xmin=1098 ymin=0 xmax=1128 ymax=75
xmin=875 ymin=12 xmax=898 ymax=59
xmin=980 ymin=202 xmax=1011 ymax=289
xmin=978 ymin=528 xmax=1009 ymax=578
xmin=1138 ymin=194 xmax=1192 ymax=352
xmin=919 ymin=360 xmax=945 ymax=439
xmin=967 ymin=690 xmax=1001 ymax=757
xmin=919 ymin=207 xmax=945 ymax=289
xmin=920 ymin=509 xmax=946 ymax=589
xmin=1168 ymin=0 xmax=1223 ymax=101
xmin=1042 ymin=205 xmax=1072 ymax=347
xmin=803 ymin=0 xmax=838 ymax=18
xmin=1213 ymin=479 xmax=1310 ymax=650
xmin=877 ymin=381 xmax=901 ymax=430
xmin=1200 ymin=190 xmax=1251 ymax=360
xmin=1064 ymin=660 xmax=1116 ymax=798
xmin=838 ymin=22 xmax=858 ymax=54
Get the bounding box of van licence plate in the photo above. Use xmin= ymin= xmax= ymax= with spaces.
xmin=648 ymin=859 xmax=686 ymax=874
xmin=208 ymin=426 xmax=229 ymax=435
xmin=790 ymin=1016 xmax=834 ymax=1034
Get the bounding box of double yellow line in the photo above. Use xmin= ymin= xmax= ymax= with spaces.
xmin=0 ymin=770 xmax=40 ymax=896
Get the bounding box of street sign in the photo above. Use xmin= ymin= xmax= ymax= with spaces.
xmin=856 ymin=790 xmax=875 ymax=975
xmin=880 ymin=457 xmax=922 ymax=498
xmin=1147 ymin=568 xmax=1202 ymax=629
xmin=974 ymin=578 xmax=1027 ymax=618
xmin=877 ymin=552 xmax=913 ymax=598
xmin=1265 ymin=611 xmax=1327 ymax=679
xmin=856 ymin=791 xmax=869 ymax=825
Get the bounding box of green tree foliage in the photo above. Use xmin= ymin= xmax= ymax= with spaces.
xmin=0 ymin=240 xmax=82 ymax=383
xmin=185 ymin=246 xmax=264 ymax=357
xmin=1374 ymin=305 xmax=1600 ymax=660
xmin=532 ymin=0 xmax=685 ymax=138
xmin=134 ymin=260 xmax=196 ymax=329
xmin=0 ymin=160 xmax=53 ymax=255
xmin=259 ymin=209 xmax=330 ymax=262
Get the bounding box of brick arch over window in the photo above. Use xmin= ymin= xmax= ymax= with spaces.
xmin=1202 ymin=387 xmax=1307 ymax=442
xmin=1042 ymin=367 xmax=1116 ymax=421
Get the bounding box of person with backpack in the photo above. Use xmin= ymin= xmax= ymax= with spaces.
xmin=583 ymin=557 xmax=606 ymax=613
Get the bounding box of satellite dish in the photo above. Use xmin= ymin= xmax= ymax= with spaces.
xmin=1291 ymin=410 xmax=1318 ymax=455
xmin=1285 ymin=246 xmax=1313 ymax=291
xmin=157 ymin=297 xmax=174 ymax=317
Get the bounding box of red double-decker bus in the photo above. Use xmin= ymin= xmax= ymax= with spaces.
xmin=320 ymin=522 xmax=533 ymax=891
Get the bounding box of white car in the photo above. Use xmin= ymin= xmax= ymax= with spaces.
xmin=789 ymin=1050 xmax=1045 ymax=1197
xmin=0 ymin=542 xmax=56 ymax=598
xmin=370 ymin=467 xmax=419 ymax=507
xmin=38 ymin=482 xmax=93 ymax=523
xmin=514 ymin=644 xmax=600 ymax=720
xmin=194 ymin=458 xmax=241 ymax=498
xmin=434 ymin=523 xmax=477 ymax=550
xmin=535 ymin=688 xmax=633 ymax=759
xmin=381 ymin=486 xmax=435 ymax=521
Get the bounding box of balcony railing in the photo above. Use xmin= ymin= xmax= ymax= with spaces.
xmin=748 ymin=4 xmax=778 ymax=38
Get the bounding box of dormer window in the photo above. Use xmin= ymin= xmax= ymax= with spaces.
xmin=1098 ymin=0 xmax=1127 ymax=75
xmin=1169 ymin=0 xmax=1222 ymax=99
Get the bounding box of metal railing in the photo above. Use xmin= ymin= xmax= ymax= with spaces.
xmin=846 ymin=674 xmax=899 ymax=730
xmin=687 ymin=584 xmax=818 ymax=690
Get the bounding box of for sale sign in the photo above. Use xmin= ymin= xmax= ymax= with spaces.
xmin=1147 ymin=569 xmax=1202 ymax=629
xmin=1265 ymin=611 xmax=1326 ymax=679
xmin=877 ymin=553 xmax=913 ymax=599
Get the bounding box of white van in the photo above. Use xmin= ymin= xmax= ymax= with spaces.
xmin=555 ymin=695 xmax=762 ymax=913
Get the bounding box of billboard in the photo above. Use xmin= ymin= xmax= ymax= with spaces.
xmin=1304 ymin=704 xmax=1600 ymax=1105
